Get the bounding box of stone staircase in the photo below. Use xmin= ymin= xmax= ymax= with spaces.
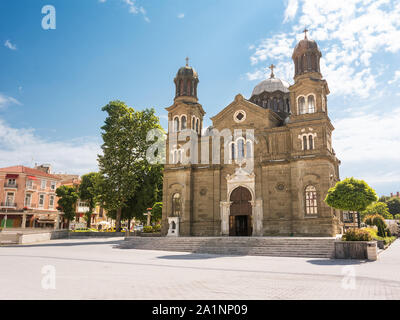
xmin=119 ymin=236 xmax=336 ymax=258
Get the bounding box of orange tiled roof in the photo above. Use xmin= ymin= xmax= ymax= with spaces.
xmin=0 ymin=165 xmax=62 ymax=180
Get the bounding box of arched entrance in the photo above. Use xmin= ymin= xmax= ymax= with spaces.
xmin=229 ymin=186 xmax=252 ymax=236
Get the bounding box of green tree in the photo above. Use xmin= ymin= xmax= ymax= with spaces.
xmin=97 ymin=100 xmax=163 ymax=231
xmin=386 ymin=197 xmax=400 ymax=216
xmin=325 ymin=178 xmax=377 ymax=223
xmin=152 ymin=202 xmax=162 ymax=223
xmin=362 ymin=202 xmax=392 ymax=220
xmin=56 ymin=185 xmax=79 ymax=229
xmin=79 ymin=172 xmax=101 ymax=228
xmin=122 ymin=164 xmax=163 ymax=226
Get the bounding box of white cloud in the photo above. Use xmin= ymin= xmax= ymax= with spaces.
xmin=98 ymin=0 xmax=107 ymax=3
xmin=0 ymin=93 xmax=21 ymax=109
xmin=0 ymin=118 xmax=100 ymax=175
xmin=248 ymin=0 xmax=400 ymax=98
xmin=122 ymin=0 xmax=149 ymax=22
xmin=333 ymin=107 xmax=400 ymax=163
xmin=332 ymin=107 xmax=400 ymax=189
xmin=388 ymin=70 xmax=400 ymax=84
xmin=4 ymin=40 xmax=17 ymax=50
xmin=284 ymin=0 xmax=299 ymax=22
xmin=177 ymin=13 xmax=185 ymax=19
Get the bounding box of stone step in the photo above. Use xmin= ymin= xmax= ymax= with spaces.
xmin=119 ymin=236 xmax=335 ymax=258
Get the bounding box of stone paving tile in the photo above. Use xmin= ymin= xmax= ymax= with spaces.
xmin=0 ymin=237 xmax=400 ymax=299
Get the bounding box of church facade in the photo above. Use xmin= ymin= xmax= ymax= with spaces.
xmin=161 ymin=34 xmax=342 ymax=237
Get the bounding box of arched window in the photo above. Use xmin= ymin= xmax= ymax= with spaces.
xmin=187 ymin=80 xmax=191 ymax=96
xmin=286 ymin=99 xmax=290 ymax=113
xmin=181 ymin=115 xmax=187 ymax=130
xmin=303 ymin=136 xmax=308 ymax=150
xmin=309 ymin=135 xmax=314 ymax=150
xmin=230 ymin=143 xmax=235 ymax=160
xmin=273 ymin=98 xmax=278 ymax=111
xmin=278 ymin=98 xmax=283 ymax=111
xmin=308 ymin=95 xmax=315 ymax=113
xmin=237 ymin=139 xmax=245 ymax=160
xmin=321 ymin=95 xmax=326 ymax=112
xmin=196 ymin=119 xmax=199 ymax=133
xmin=179 ymin=79 xmax=184 ymax=96
xmin=173 ymin=117 xmax=179 ymax=132
xmin=246 ymin=141 xmax=252 ymax=159
xmin=305 ymin=186 xmax=318 ymax=215
xmin=173 ymin=150 xmax=178 ymax=164
xmin=298 ymin=97 xmax=306 ymax=114
xmin=192 ymin=117 xmax=195 ymax=130
xmin=172 ymin=193 xmax=181 ymax=216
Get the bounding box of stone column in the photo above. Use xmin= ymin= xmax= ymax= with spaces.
xmin=251 ymin=199 xmax=263 ymax=236
xmin=220 ymin=201 xmax=231 ymax=236
xmin=21 ymin=214 xmax=27 ymax=229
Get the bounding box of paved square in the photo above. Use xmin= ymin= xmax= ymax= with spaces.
xmin=1 ymin=238 xmax=400 ymax=299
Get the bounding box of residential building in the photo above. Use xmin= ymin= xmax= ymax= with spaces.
xmin=0 ymin=165 xmax=64 ymax=229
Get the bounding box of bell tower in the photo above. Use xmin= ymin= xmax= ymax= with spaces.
xmin=290 ymin=29 xmax=329 ymax=118
xmin=165 ymin=58 xmax=205 ymax=165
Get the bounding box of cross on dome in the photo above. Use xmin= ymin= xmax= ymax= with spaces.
xmin=185 ymin=57 xmax=189 ymax=67
xmin=269 ymin=64 xmax=275 ymax=79
xmin=303 ymin=28 xmax=309 ymax=39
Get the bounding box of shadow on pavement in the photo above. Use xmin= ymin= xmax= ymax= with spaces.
xmin=307 ymin=259 xmax=370 ymax=266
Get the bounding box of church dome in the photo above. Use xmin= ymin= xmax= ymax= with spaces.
xmin=252 ymin=77 xmax=290 ymax=96
xmin=292 ymin=29 xmax=322 ymax=78
xmin=292 ymin=38 xmax=319 ymax=58
xmin=174 ymin=58 xmax=199 ymax=100
xmin=177 ymin=65 xmax=198 ymax=78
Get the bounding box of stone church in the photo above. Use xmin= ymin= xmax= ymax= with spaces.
xmin=161 ymin=33 xmax=342 ymax=237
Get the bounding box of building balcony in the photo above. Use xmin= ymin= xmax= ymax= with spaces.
xmin=25 ymin=185 xmax=37 ymax=191
xmin=4 ymin=183 xmax=18 ymax=189
xmin=0 ymin=202 xmax=17 ymax=209
xmin=24 ymin=203 xmax=38 ymax=209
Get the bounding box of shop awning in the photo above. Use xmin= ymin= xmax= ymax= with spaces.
xmin=6 ymin=174 xmax=19 ymax=178
xmin=27 ymin=175 xmax=38 ymax=180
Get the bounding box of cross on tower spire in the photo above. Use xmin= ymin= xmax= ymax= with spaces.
xmin=269 ymin=64 xmax=275 ymax=79
xmin=303 ymin=28 xmax=309 ymax=39
xmin=185 ymin=57 xmax=189 ymax=67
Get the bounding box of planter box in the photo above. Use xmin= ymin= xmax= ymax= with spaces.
xmin=335 ymin=240 xmax=377 ymax=260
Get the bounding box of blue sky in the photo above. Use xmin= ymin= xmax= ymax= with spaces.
xmin=1 ymin=0 xmax=400 ymax=196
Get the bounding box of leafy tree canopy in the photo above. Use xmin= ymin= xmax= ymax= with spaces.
xmin=152 ymin=202 xmax=162 ymax=222
xmin=79 ymin=172 xmax=102 ymax=227
xmin=56 ymin=185 xmax=79 ymax=225
xmin=385 ymin=197 xmax=400 ymax=216
xmin=97 ymin=100 xmax=163 ymax=231
xmin=362 ymin=202 xmax=392 ymax=220
xmin=325 ymin=177 xmax=377 ymax=212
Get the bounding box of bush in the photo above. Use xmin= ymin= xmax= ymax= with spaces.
xmin=364 ymin=227 xmax=396 ymax=246
xmin=364 ymin=214 xmax=387 ymax=229
xmin=153 ymin=224 xmax=161 ymax=232
xmin=342 ymin=228 xmax=372 ymax=241
xmin=143 ymin=226 xmax=153 ymax=233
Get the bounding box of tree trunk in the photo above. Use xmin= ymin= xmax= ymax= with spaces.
xmin=86 ymin=214 xmax=91 ymax=228
xmin=126 ymin=218 xmax=131 ymax=237
xmin=116 ymin=208 xmax=122 ymax=232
